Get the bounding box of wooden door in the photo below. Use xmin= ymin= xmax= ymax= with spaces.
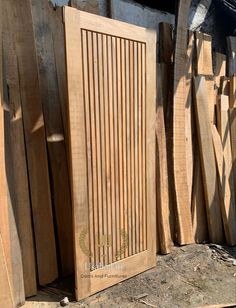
xmin=64 ymin=8 xmax=156 ymax=300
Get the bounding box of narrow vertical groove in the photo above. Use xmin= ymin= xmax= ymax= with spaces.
xmin=87 ymin=31 xmax=99 ymax=264
xmin=116 ymin=38 xmax=123 ymax=260
xmin=112 ymin=36 xmax=120 ymax=262
xmin=122 ymin=39 xmax=128 ymax=258
xmin=107 ymin=35 xmax=116 ymax=262
xmin=97 ymin=34 xmax=107 ymax=264
xmin=81 ymin=30 xmax=94 ymax=264
xmin=142 ymin=43 xmax=147 ymax=250
xmin=134 ymin=41 xmax=139 ymax=253
xmin=138 ymin=43 xmax=143 ymax=252
xmin=129 ymin=40 xmax=135 ymax=255
xmin=93 ymin=32 xmax=103 ymax=264
xmin=125 ymin=40 xmax=132 ymax=256
xmin=103 ymin=35 xmax=112 ymax=264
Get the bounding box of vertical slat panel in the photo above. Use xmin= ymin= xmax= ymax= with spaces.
xmin=92 ymin=32 xmax=103 ymax=264
xmin=129 ymin=40 xmax=136 ymax=255
xmin=103 ymin=34 xmax=112 ymax=264
xmin=87 ymin=31 xmax=99 ymax=265
xmin=81 ymin=30 xmax=94 ymax=265
xmin=97 ymin=33 xmax=108 ymax=265
xmin=116 ymin=38 xmax=124 ymax=260
xmin=138 ymin=42 xmax=143 ymax=252
xmin=107 ymin=35 xmax=116 ymax=262
xmin=125 ymin=40 xmax=132 ymax=256
xmin=142 ymin=43 xmax=147 ymax=250
xmin=133 ymin=41 xmax=139 ymax=253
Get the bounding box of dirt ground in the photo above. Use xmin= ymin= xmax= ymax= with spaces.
xmin=25 ymin=244 xmax=236 ymax=308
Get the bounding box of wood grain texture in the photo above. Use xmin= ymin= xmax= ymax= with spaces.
xmin=2 ymin=5 xmax=37 ymax=296
xmin=214 ymin=52 xmax=226 ymax=88
xmin=229 ymin=107 xmax=236 ymax=202
xmin=212 ymin=124 xmax=236 ymax=245
xmin=5 ymin=0 xmax=58 ymax=285
xmin=173 ymin=0 xmax=194 ymax=245
xmin=31 ymin=0 xmax=73 ymax=276
xmin=0 ymin=2 xmax=25 ymax=305
xmin=156 ymin=63 xmax=173 ymax=254
xmin=195 ymin=32 xmax=213 ymax=76
xmin=193 ymin=76 xmax=224 ymax=243
xmin=64 ymin=8 xmax=156 ymax=300
xmin=0 ymin=234 xmax=14 ymax=308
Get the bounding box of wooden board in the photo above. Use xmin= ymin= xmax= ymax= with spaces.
xmin=193 ymin=76 xmax=224 ymax=243
xmin=195 ymin=32 xmax=213 ymax=76
xmin=172 ymin=0 xmax=194 ymax=245
xmin=159 ymin=23 xmax=173 ymax=64
xmin=205 ymin=77 xmax=217 ymax=125
xmin=156 ymin=63 xmax=173 ymax=254
xmin=191 ymin=146 xmax=208 ymax=243
xmin=229 ymin=75 xmax=236 ymax=108
xmin=2 ymin=5 xmax=37 ymax=296
xmin=31 ymin=0 xmax=73 ymax=276
xmin=226 ymin=36 xmax=236 ymax=77
xmin=0 ymin=4 xmax=25 ymax=306
xmin=229 ymin=107 xmax=236 ymax=200
xmin=5 ymin=0 xmax=58 ymax=285
xmin=0 ymin=234 xmax=13 ymax=308
xmin=212 ymin=124 xmax=236 ymax=245
xmin=214 ymin=52 xmax=226 ymax=88
xmin=64 ymin=8 xmax=157 ymax=300
xmin=185 ymin=31 xmax=194 ymax=204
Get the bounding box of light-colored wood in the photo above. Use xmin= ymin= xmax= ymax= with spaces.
xmin=31 ymin=0 xmax=73 ymax=277
xmin=205 ymin=77 xmax=217 ymax=125
xmin=159 ymin=23 xmax=173 ymax=64
xmin=195 ymin=32 xmax=213 ymax=76
xmin=64 ymin=8 xmax=156 ymax=300
xmin=229 ymin=75 xmax=236 ymax=108
xmin=193 ymin=76 xmax=224 ymax=243
xmin=214 ymin=52 xmax=226 ymax=88
xmin=212 ymin=124 xmax=236 ymax=245
xmin=191 ymin=147 xmax=208 ymax=243
xmin=0 ymin=234 xmax=14 ymax=307
xmin=227 ymin=36 xmax=236 ymax=77
xmin=5 ymin=0 xmax=58 ymax=285
xmin=185 ymin=31 xmax=194 ymax=204
xmin=2 ymin=5 xmax=37 ymax=296
xmin=156 ymin=64 xmax=173 ymax=254
xmin=173 ymin=0 xmax=194 ymax=245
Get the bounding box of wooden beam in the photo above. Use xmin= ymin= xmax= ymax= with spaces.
xmin=212 ymin=124 xmax=236 ymax=245
xmin=172 ymin=0 xmax=194 ymax=244
xmin=229 ymin=75 xmax=236 ymax=108
xmin=5 ymin=0 xmax=58 ymax=285
xmin=193 ymin=76 xmax=224 ymax=243
xmin=195 ymin=32 xmax=213 ymax=76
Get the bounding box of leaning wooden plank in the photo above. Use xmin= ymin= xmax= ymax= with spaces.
xmin=173 ymin=0 xmax=194 ymax=245
xmin=185 ymin=31 xmax=194 ymax=204
xmin=195 ymin=32 xmax=213 ymax=76
xmin=4 ymin=0 xmax=58 ymax=285
xmin=226 ymin=36 xmax=236 ymax=77
xmin=205 ymin=77 xmax=217 ymax=125
xmin=193 ymin=76 xmax=224 ymax=243
xmin=191 ymin=146 xmax=208 ymax=243
xmin=229 ymin=75 xmax=236 ymax=108
xmin=159 ymin=23 xmax=174 ymax=64
xmin=2 ymin=6 xmax=37 ymax=296
xmin=214 ymin=52 xmax=226 ymax=88
xmin=0 ymin=234 xmax=14 ymax=308
xmin=156 ymin=63 xmax=173 ymax=254
xmin=212 ymin=124 xmax=236 ymax=245
xmin=31 ymin=0 xmax=73 ymax=276
xmin=0 ymin=2 xmax=25 ymax=305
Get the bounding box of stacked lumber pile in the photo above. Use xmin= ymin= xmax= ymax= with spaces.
xmin=157 ymin=21 xmax=236 ymax=251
